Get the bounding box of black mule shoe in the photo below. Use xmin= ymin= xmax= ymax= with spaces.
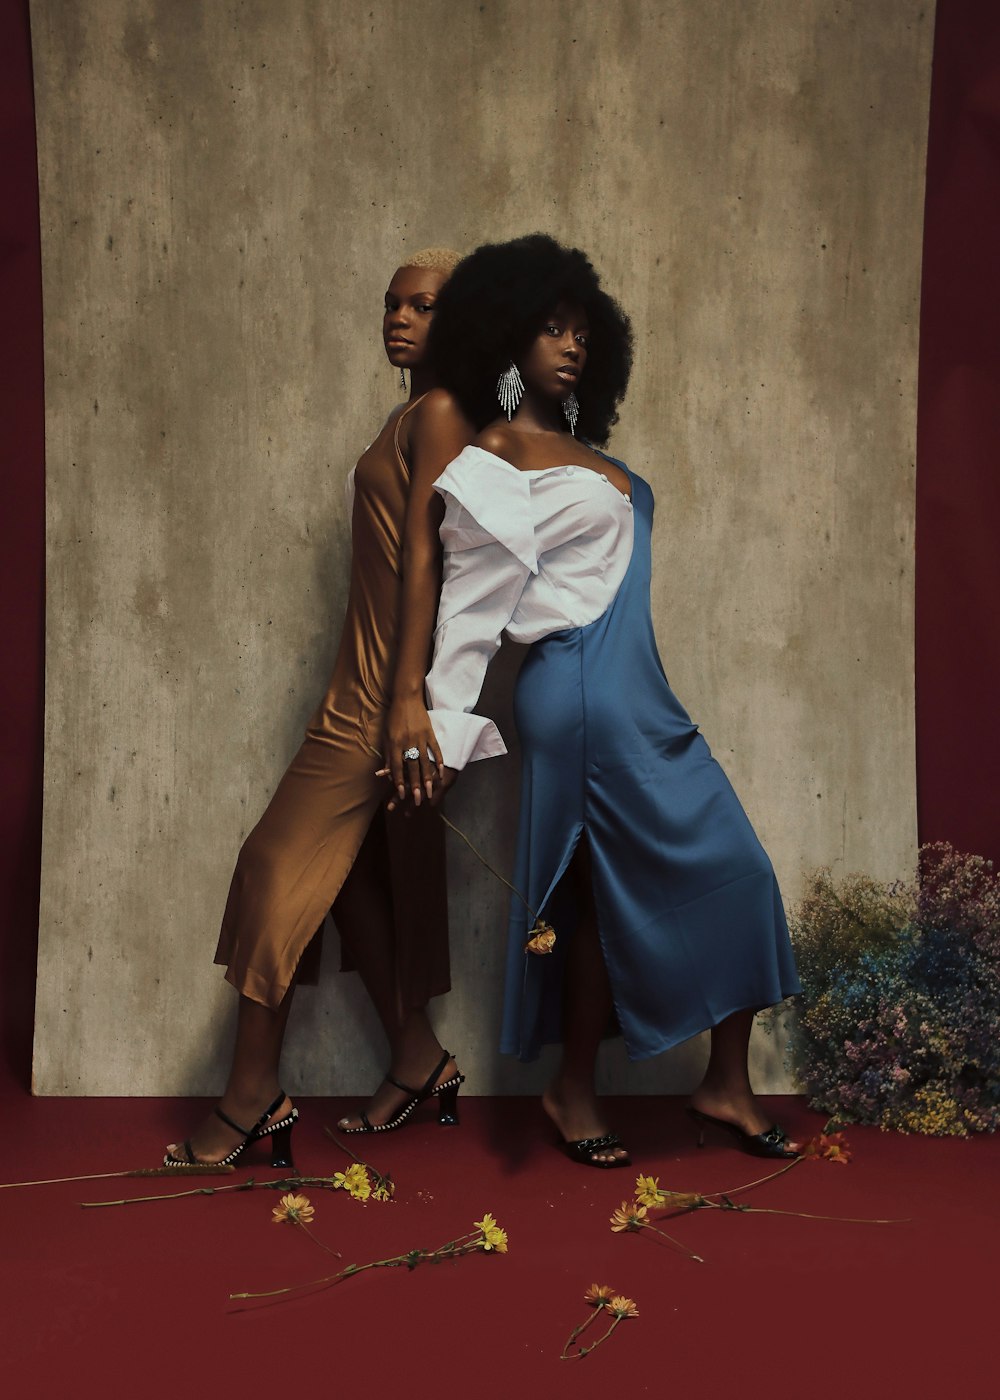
xmin=339 ymin=1051 xmax=465 ymax=1134
xmin=560 ymin=1132 xmax=632 ymax=1169
xmin=687 ymin=1106 xmax=797 ymax=1159
xmin=163 ymin=1090 xmax=298 ymax=1169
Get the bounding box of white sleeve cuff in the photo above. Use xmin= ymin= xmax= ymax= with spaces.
xmin=428 ymin=709 xmax=507 ymax=769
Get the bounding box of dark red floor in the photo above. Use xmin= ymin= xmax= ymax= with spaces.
xmin=2 ymin=1090 xmax=996 ymax=1399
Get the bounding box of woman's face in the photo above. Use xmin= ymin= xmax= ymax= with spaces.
xmin=519 ymin=299 xmax=589 ymax=403
xmin=383 ymin=266 xmax=448 ymax=369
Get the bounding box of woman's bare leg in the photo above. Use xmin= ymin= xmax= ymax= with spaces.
xmin=691 ymin=1008 xmax=791 ymax=1138
xmin=165 ymin=988 xmax=296 ymax=1163
xmin=541 ymin=839 xmax=628 ymax=1164
xmin=334 ymin=816 xmax=455 ymax=1128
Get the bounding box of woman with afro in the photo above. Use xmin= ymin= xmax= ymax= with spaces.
xmin=164 ymin=249 xmax=474 ymax=1166
xmin=423 ymin=234 xmax=801 ymax=1166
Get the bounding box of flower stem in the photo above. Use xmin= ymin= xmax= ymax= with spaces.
xmin=81 ymin=1182 xmax=247 ymax=1208
xmin=642 ymin=1222 xmax=704 ymax=1263
xmin=711 ymin=1156 xmax=802 ymax=1199
xmin=322 ymin=1127 xmax=367 ymax=1166
xmin=439 ymin=814 xmax=539 ymax=919
xmin=362 ymin=735 xmax=537 ymax=920
xmin=298 ymin=1222 xmax=342 ymax=1258
xmin=229 ymin=1230 xmax=481 ymax=1300
xmin=0 ymin=1165 xmax=233 ymax=1191
xmin=564 ymin=1315 xmax=622 ymax=1359
xmin=560 ymin=1310 xmax=603 ymax=1360
xmin=737 ymin=1207 xmax=908 ymax=1225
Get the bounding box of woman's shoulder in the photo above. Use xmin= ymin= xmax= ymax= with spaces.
xmin=408 ymin=386 xmax=474 ymax=435
xmin=473 ymin=422 xmax=517 ymax=462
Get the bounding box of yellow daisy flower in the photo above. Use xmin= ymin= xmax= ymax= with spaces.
xmin=610 ymin=1201 xmax=648 ymax=1232
xmin=634 ymin=1173 xmax=661 ymax=1206
xmin=474 ymin=1212 xmax=509 ymax=1253
xmin=584 ymin=1283 xmax=615 ymax=1306
xmin=271 ymin=1192 xmax=314 ymax=1225
xmin=606 ymin=1295 xmax=639 ymax=1319
xmin=333 ymin=1163 xmax=371 ymax=1201
xmin=371 ymin=1173 xmax=395 ymax=1202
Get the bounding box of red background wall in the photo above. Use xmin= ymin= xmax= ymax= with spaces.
xmin=915 ymin=0 xmax=1000 ymax=867
xmin=2 ymin=0 xmax=999 ymax=1088
xmin=1 ymin=0 xmax=44 ymax=1091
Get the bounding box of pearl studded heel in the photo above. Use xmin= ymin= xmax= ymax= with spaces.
xmin=340 ymin=1051 xmax=465 ymax=1134
xmin=163 ymin=1090 xmax=298 ymax=1168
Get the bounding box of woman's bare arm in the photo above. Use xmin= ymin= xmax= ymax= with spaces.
xmin=383 ymin=388 xmax=474 ymax=805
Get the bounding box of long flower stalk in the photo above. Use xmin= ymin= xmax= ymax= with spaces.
xmin=231 ymin=1231 xmax=481 ymax=1300
xmin=82 ymin=1182 xmax=249 ymax=1208
xmin=439 ymin=814 xmax=539 ymax=920
xmin=81 ymin=1172 xmax=372 ymax=1210
xmin=364 ymin=739 xmax=550 ymax=943
xmin=0 ymin=1165 xmax=234 ymax=1191
xmin=231 ymin=1215 xmax=507 ymax=1302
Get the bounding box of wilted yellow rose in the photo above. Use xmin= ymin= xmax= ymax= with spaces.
xmin=524 ymin=920 xmax=556 ymax=955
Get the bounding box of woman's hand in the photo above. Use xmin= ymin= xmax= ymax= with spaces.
xmin=382 ymin=694 xmax=443 ymax=808
xmin=427 ymin=764 xmax=458 ymax=808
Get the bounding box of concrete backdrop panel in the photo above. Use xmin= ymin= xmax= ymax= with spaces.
xmin=31 ymin=0 xmax=931 ymax=1094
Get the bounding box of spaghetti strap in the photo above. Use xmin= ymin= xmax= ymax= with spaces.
xmin=392 ymin=392 xmax=430 ymax=470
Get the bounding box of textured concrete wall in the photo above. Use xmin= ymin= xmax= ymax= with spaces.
xmin=32 ymin=0 xmax=932 ymax=1095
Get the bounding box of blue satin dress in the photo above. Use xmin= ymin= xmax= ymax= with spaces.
xmin=500 ymin=458 xmax=801 ymax=1061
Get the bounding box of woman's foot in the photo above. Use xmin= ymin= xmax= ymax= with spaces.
xmin=689 ymin=1085 xmax=774 ymax=1137
xmin=542 ymin=1082 xmax=630 ymax=1166
xmin=165 ymin=1090 xmax=294 ymax=1165
xmin=336 ymin=1054 xmax=460 ymax=1131
xmin=689 ymin=1084 xmax=799 ymax=1155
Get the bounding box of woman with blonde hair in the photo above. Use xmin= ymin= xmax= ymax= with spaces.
xmin=165 ymin=248 xmax=473 ymax=1166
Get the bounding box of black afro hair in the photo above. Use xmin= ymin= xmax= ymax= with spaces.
xmin=428 ymin=233 xmax=633 ymax=445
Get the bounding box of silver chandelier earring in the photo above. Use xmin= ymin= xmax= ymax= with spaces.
xmin=497 ymin=362 xmax=525 ymax=420
xmin=399 ymin=366 xmax=407 ymax=392
xmin=562 ymin=392 xmax=580 ymax=436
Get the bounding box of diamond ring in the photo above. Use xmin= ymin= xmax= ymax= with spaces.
xmin=402 ymin=746 xmax=420 ymax=762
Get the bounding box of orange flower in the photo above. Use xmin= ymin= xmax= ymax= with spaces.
xmin=819 ymin=1133 xmax=852 ymax=1164
xmin=524 ymin=920 xmax=556 ymax=955
xmin=605 ymin=1295 xmax=639 ymax=1319
xmin=584 ymin=1283 xmax=615 ymax=1306
xmin=801 ymin=1132 xmax=852 ymax=1164
xmin=271 ymin=1192 xmax=314 ymax=1225
xmin=610 ymin=1201 xmax=648 ymax=1232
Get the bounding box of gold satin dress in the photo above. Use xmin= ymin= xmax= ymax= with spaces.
xmin=214 ymin=396 xmax=450 ymax=1008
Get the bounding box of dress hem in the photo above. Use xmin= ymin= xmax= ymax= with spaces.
xmin=500 ymin=985 xmax=802 ymax=1065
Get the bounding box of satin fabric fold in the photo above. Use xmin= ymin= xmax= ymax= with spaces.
xmin=501 ymin=459 xmax=801 ymax=1061
xmin=214 ymin=398 xmax=450 ymax=1009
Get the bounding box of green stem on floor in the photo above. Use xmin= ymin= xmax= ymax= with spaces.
xmin=564 ymin=1314 xmax=624 ymax=1360
xmin=230 ymin=1230 xmax=482 ymax=1300
xmin=560 ymin=1308 xmax=604 ymax=1360
xmin=641 ymin=1221 xmax=704 ymax=1263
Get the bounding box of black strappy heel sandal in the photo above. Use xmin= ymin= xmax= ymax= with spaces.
xmin=559 ymin=1131 xmax=632 ymax=1169
xmin=687 ymin=1106 xmax=797 ymax=1159
xmin=339 ymin=1051 xmax=465 ymax=1134
xmin=163 ymin=1090 xmax=298 ymax=1168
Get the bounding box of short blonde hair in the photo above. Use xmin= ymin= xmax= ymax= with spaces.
xmin=399 ymin=246 xmax=462 ymax=275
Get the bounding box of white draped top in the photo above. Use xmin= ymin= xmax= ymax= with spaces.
xmin=425 ymin=445 xmax=635 ymax=769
